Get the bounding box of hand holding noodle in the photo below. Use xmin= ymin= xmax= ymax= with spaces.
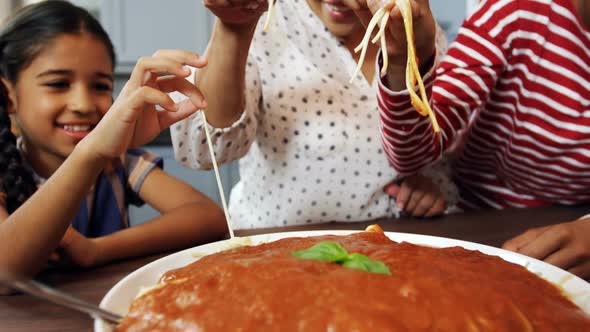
xmin=203 ymin=0 xmax=270 ymax=28
xmin=89 ymin=49 xmax=208 ymax=156
xmin=365 ymin=0 xmax=436 ymax=69
xmin=349 ymin=0 xmax=439 ymax=132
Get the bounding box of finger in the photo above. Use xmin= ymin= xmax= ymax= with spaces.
xmin=342 ymin=0 xmax=361 ymax=10
xmin=127 ymin=56 xmax=192 ymax=90
xmin=545 ymin=247 xmax=584 ymax=271
xmin=517 ymin=229 xmax=568 ymax=260
xmin=58 ymin=226 xmax=75 ymax=247
xmin=403 ymin=183 xmax=425 ymax=213
xmin=384 ymin=182 xmax=401 ymax=198
xmin=395 ymin=179 xmax=413 ymax=210
xmin=410 ymin=192 xmax=437 ymax=217
xmin=356 ymin=9 xmax=374 ymax=28
xmin=390 ymin=0 xmax=425 ymax=18
xmin=157 ymin=107 xmax=200 ymax=129
xmin=123 ymin=86 xmax=178 ymax=115
xmin=568 ymin=259 xmax=590 ymax=279
xmin=205 ymin=0 xmax=265 ymax=12
xmin=502 ymin=227 xmax=550 ymax=252
xmin=226 ymin=0 xmax=259 ymax=6
xmin=204 ymin=0 xmax=230 ymax=6
xmin=151 ymin=49 xmax=208 ymax=69
xmin=48 ymin=252 xmax=61 ymax=262
xmin=424 ymin=196 xmax=445 ymax=217
xmin=156 ymin=76 xmax=207 ymax=109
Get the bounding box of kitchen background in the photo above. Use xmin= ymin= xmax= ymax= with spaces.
xmin=1 ymin=0 xmax=480 ymax=223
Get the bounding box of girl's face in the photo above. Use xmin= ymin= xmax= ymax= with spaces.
xmin=5 ymin=33 xmax=113 ymax=173
xmin=306 ymin=0 xmax=361 ymax=38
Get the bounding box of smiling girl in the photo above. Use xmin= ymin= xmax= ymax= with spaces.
xmin=0 ymin=0 xmax=226 ymax=286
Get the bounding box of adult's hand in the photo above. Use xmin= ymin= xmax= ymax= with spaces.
xmin=503 ymin=217 xmax=590 ymax=279
xmin=204 ymin=0 xmax=268 ymax=27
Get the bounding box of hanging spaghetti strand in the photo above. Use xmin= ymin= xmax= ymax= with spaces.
xmin=351 ymin=0 xmax=440 ymax=133
xmin=200 ymin=111 xmax=235 ymax=239
xmin=351 ymin=7 xmax=386 ymax=83
xmin=263 ymin=0 xmax=275 ymax=32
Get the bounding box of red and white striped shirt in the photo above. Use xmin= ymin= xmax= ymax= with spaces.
xmin=378 ymin=0 xmax=590 ymax=209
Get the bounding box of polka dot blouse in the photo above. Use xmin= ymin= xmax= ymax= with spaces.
xmin=171 ymin=0 xmax=454 ymax=229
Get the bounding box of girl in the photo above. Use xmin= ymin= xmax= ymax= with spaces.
xmin=372 ymin=0 xmax=590 ymax=277
xmin=169 ymin=0 xmax=456 ymax=230
xmin=0 ymin=0 xmax=226 ymax=288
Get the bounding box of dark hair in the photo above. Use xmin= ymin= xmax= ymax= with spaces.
xmin=0 ymin=0 xmax=116 ymax=213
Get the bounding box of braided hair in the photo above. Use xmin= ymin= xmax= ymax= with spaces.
xmin=0 ymin=0 xmax=116 ymax=213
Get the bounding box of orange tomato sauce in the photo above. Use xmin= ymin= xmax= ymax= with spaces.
xmin=116 ymin=232 xmax=590 ymax=331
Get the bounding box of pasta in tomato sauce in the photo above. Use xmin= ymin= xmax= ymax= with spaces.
xmin=116 ymin=231 xmax=590 ymax=331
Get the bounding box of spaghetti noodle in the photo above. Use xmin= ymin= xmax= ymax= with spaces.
xmin=352 ymin=0 xmax=440 ymax=133
xmin=116 ymin=231 xmax=590 ymax=331
xmin=263 ymin=0 xmax=275 ymax=32
xmin=200 ymin=112 xmax=235 ymax=238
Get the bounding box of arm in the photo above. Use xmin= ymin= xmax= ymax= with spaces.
xmin=0 ymin=148 xmax=106 ymax=277
xmin=503 ymin=216 xmax=590 ymax=279
xmin=197 ymin=19 xmax=257 ymax=128
xmin=0 ymin=51 xmax=206 ymax=281
xmin=195 ymin=0 xmax=268 ymax=127
xmin=377 ymin=0 xmax=511 ymax=174
xmin=83 ymin=168 xmax=227 ymax=266
xmin=170 ymin=54 xmax=261 ymax=170
xmin=171 ymin=1 xmax=268 ymax=169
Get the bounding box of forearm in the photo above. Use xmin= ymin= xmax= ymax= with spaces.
xmin=379 ymin=23 xmax=499 ymax=173
xmin=384 ymin=63 xmax=407 ymax=91
xmin=93 ymin=203 xmax=227 ymax=265
xmin=0 ymin=145 xmax=105 ymax=277
xmin=379 ymin=56 xmax=442 ymax=175
xmin=197 ymin=19 xmax=256 ymax=128
xmin=384 ymin=52 xmax=436 ymax=91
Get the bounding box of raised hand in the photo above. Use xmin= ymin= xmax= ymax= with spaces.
xmin=81 ymin=50 xmax=207 ymax=161
xmin=359 ymin=0 xmax=436 ymax=67
xmin=203 ymin=0 xmax=268 ymax=27
xmin=350 ymin=0 xmax=439 ymax=130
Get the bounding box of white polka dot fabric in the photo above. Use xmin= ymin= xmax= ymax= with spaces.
xmin=171 ymin=0 xmax=454 ymax=229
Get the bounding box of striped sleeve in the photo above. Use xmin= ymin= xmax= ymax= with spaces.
xmin=378 ymin=0 xmax=515 ymax=175
xmin=125 ymin=148 xmax=163 ymax=194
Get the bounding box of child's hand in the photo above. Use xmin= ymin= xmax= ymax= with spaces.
xmin=82 ymin=50 xmax=207 ymax=161
xmin=51 ymin=227 xmax=100 ymax=268
xmin=364 ymin=0 xmax=436 ymax=68
xmin=342 ymin=0 xmax=373 ymax=27
xmin=503 ymin=218 xmax=590 ymax=279
xmin=204 ymin=0 xmax=268 ymax=27
xmin=342 ymin=0 xmax=367 ymax=8
xmin=385 ymin=174 xmax=446 ymax=217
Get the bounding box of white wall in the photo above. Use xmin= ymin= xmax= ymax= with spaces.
xmin=0 ymin=1 xmax=15 ymax=23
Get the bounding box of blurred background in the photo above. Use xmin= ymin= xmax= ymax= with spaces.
xmin=0 ymin=0 xmax=480 ymax=223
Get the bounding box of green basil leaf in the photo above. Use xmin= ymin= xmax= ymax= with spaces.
xmin=291 ymin=241 xmax=349 ymax=262
xmin=292 ymin=242 xmax=392 ymax=276
xmin=342 ymin=253 xmax=392 ymax=276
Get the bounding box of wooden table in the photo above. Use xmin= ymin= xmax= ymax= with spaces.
xmin=1 ymin=205 xmax=589 ymax=331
